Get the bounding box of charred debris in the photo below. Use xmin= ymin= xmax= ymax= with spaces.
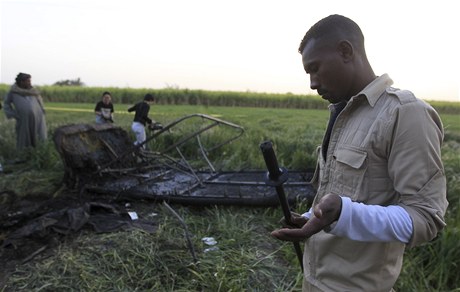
xmin=54 ymin=114 xmax=315 ymax=207
xmin=0 ymin=114 xmax=315 ymax=274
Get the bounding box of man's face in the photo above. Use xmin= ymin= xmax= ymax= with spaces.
xmin=301 ymin=38 xmax=353 ymax=104
xmin=102 ymin=94 xmax=111 ymax=105
xmin=19 ymin=78 xmax=32 ymax=89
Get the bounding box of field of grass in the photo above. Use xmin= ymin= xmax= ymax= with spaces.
xmin=0 ymin=102 xmax=459 ymax=291
xmin=1 ymin=83 xmax=459 ymax=114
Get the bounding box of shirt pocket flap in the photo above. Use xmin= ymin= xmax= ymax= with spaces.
xmin=334 ymin=147 xmax=367 ymax=169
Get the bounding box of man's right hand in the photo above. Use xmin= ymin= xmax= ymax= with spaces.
xmin=279 ymin=212 xmax=308 ymax=228
xmin=271 ymin=194 xmax=342 ymax=242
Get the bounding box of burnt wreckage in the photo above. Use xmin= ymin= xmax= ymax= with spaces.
xmin=54 ymin=114 xmax=315 ymax=207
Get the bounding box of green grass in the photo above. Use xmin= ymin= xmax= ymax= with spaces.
xmin=4 ymin=205 xmax=304 ymax=291
xmin=1 ymin=103 xmax=459 ymax=291
xmin=2 ymin=83 xmax=458 ymax=113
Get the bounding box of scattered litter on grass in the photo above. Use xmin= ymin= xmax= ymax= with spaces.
xmin=202 ymin=237 xmax=217 ymax=245
xmin=202 ymin=237 xmax=219 ymax=252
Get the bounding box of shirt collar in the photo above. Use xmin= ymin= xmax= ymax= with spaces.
xmin=354 ymin=73 xmax=394 ymax=107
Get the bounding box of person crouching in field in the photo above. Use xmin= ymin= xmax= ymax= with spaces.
xmin=3 ymin=72 xmax=47 ymax=150
xmin=94 ymin=91 xmax=114 ymax=124
xmin=128 ymin=93 xmax=156 ymax=148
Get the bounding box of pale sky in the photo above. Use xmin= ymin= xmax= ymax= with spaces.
xmin=1 ymin=0 xmax=459 ymax=102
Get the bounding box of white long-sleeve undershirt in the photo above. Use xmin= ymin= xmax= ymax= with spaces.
xmin=302 ymin=197 xmax=413 ymax=243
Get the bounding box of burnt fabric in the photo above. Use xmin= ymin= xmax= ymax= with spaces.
xmin=2 ymin=202 xmax=157 ymax=248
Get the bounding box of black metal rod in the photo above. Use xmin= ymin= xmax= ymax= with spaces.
xmin=260 ymin=140 xmax=304 ymax=272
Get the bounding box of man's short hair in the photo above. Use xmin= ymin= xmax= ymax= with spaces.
xmin=144 ymin=93 xmax=155 ymax=101
xmin=298 ymin=14 xmax=365 ymax=54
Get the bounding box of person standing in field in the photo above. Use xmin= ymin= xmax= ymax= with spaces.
xmin=270 ymin=15 xmax=448 ymax=291
xmin=94 ymin=91 xmax=114 ymax=124
xmin=128 ymin=93 xmax=156 ymax=148
xmin=3 ymin=73 xmax=47 ymax=150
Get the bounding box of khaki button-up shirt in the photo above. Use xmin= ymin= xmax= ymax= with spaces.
xmin=305 ymin=74 xmax=448 ymax=292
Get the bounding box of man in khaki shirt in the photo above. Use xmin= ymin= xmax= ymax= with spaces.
xmin=271 ymin=15 xmax=448 ymax=291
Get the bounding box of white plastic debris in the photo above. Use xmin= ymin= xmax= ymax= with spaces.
xmin=128 ymin=211 xmax=138 ymax=220
xmin=201 ymin=237 xmax=217 ymax=245
xmin=204 ymin=247 xmax=220 ymax=253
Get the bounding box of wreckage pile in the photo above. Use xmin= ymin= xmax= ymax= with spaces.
xmin=54 ymin=123 xmax=137 ymax=187
xmin=52 ymin=115 xmax=315 ymax=207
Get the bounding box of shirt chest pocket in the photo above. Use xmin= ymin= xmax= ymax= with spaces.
xmin=330 ymin=146 xmax=368 ymax=200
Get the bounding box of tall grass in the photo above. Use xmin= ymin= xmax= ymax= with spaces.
xmin=3 ymin=203 xmax=304 ymax=291
xmin=2 ymin=83 xmax=459 ymax=114
xmin=0 ymin=84 xmax=327 ymax=110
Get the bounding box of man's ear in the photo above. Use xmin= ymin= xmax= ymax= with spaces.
xmin=337 ymin=40 xmax=354 ymax=62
